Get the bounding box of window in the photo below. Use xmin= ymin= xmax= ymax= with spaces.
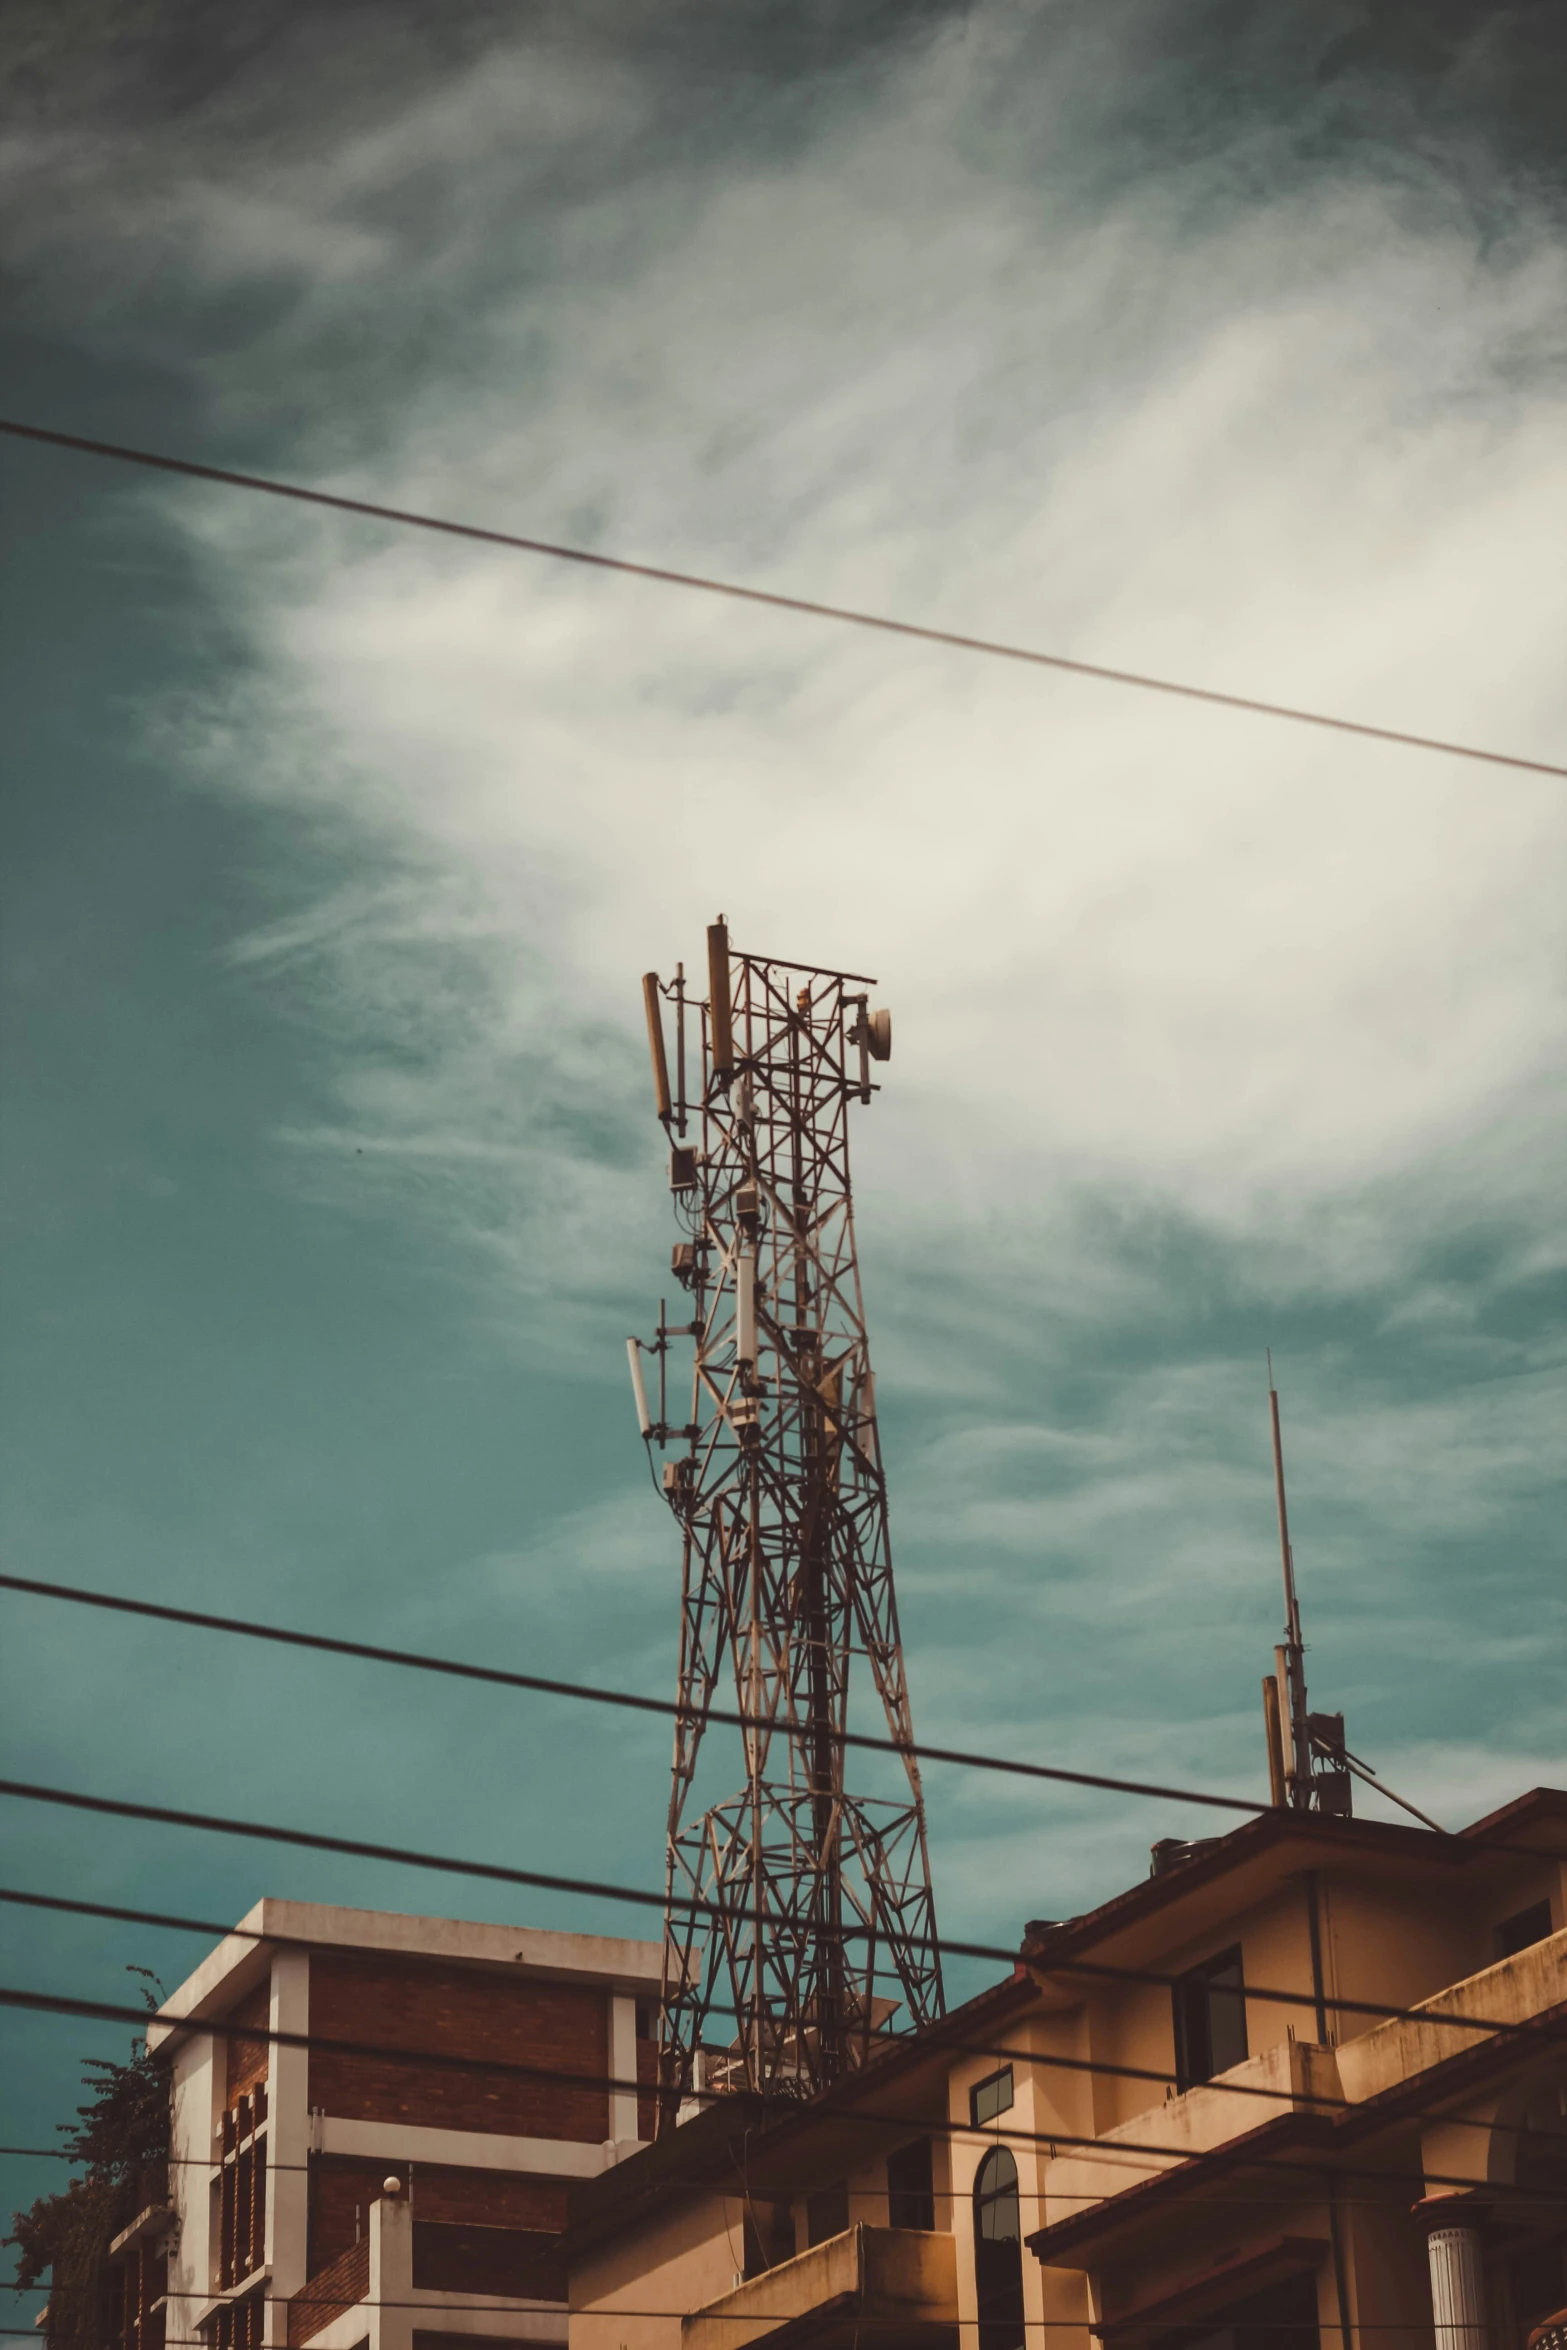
xmin=1173 ymin=1945 xmax=1248 ymax=2091
xmin=972 ymin=2147 xmax=1025 ymax=2350
xmin=806 ymin=2184 xmax=849 ymax=2247
xmin=742 ymin=2202 xmax=796 ymax=2279
xmin=1496 ymin=1901 xmax=1553 ymax=1960
xmin=970 ymin=2065 xmax=1014 ymax=2128
xmin=887 ymin=2138 xmax=935 ymax=2232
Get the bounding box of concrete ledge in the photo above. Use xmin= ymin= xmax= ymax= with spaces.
xmin=1043 ymin=2041 xmax=1341 ymax=2217
xmin=109 ymin=2205 xmax=175 ymax=2260
xmin=1337 ymin=1928 xmax=1567 ymax=2105
xmin=191 ymin=2268 xmax=272 ymax=2330
xmin=318 ymin=2117 xmax=610 ymax=2177
xmin=683 ymin=2226 xmax=958 ymax=2350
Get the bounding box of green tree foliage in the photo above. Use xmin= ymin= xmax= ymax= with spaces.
xmin=7 ymin=1971 xmax=171 ymax=2350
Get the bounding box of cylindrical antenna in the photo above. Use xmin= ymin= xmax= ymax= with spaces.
xmin=626 ymin=1338 xmax=652 ymax=1437
xmin=707 ymin=917 xmax=733 ymax=1080
xmin=1262 ymin=1675 xmax=1287 ymax=1808
xmin=643 ymin=973 xmax=673 ymax=1124
xmin=735 ymin=1250 xmax=757 ymax=1365
xmin=851 ymin=995 xmax=871 ymax=1102
xmin=674 ymin=962 xmax=687 ymax=1136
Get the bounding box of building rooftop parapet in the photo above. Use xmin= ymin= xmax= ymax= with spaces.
xmin=1019 ymin=1790 xmax=1567 ymax=1994
xmin=147 ymin=1896 xmax=663 ymax=2050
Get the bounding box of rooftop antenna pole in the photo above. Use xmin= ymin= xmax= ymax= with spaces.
xmin=1267 ymin=1353 xmax=1312 ymax=1810
xmin=1259 ymin=1360 xmax=1436 ymax=1831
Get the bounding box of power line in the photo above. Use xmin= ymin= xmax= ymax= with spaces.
xmin=3 ymin=2292 xmax=1493 ymax=2333
xmin=1 ymin=2288 xmax=1523 ymax=2333
xmin=0 ymin=2321 xmax=1494 ymax=2340
xmin=0 ymin=2158 xmax=1498 ymax=2215
xmin=1 ymin=1985 xmax=1551 ymax=2206
xmin=0 ymin=1570 xmax=1271 ymax=1819
xmin=0 ymin=416 xmax=1560 ymax=783
xmin=0 ymin=1884 xmax=1540 ymax=2144
xmin=0 ymin=1781 xmax=1553 ymax=2041
xmin=11 ymin=1573 xmax=1546 ymax=1856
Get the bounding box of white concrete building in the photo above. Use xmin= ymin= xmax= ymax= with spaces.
xmin=128 ymin=1900 xmax=662 ymax=2350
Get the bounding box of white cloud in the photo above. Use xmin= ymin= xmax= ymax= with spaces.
xmin=15 ymin=2 xmax=1561 ymax=1878
xmin=134 ymin=17 xmax=1564 ymax=1299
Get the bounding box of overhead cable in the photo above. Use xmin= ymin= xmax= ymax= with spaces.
xmin=2 ymin=1573 xmax=1549 ymax=1860
xmin=0 ymin=2154 xmax=1500 ymax=2212
xmin=1 ymin=1780 xmax=1553 ymax=2042
xmin=0 ymin=1882 xmax=1538 ymax=2143
xmin=1 ymin=417 xmax=1561 ymax=782
xmin=0 ymin=1569 xmax=1270 ymax=1817
xmin=1 ymin=1983 xmax=1551 ymax=2206
xmin=6 ymin=2294 xmax=1504 ymax=2332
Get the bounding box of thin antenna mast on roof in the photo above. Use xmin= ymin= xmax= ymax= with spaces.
xmin=1267 ymin=1353 xmax=1311 ymax=1809
xmin=1259 ymin=1362 xmax=1444 ymax=1830
xmin=1260 ymin=1359 xmax=1354 ymax=1819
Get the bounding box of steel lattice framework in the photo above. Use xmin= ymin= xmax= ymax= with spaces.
xmin=630 ymin=922 xmax=943 ymax=2117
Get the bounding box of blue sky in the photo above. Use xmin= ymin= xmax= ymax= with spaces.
xmin=3 ymin=0 xmax=1565 ymax=2291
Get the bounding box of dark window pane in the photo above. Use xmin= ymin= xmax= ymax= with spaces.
xmin=806 ymin=2185 xmax=849 ymax=2247
xmin=971 ymin=2066 xmax=1015 ymax=2128
xmin=1173 ymin=1946 xmax=1247 ymax=2090
xmin=1207 ymin=1953 xmax=1249 ymax=2077
xmin=743 ymin=2202 xmax=794 ymax=2277
xmin=973 ymin=2150 xmax=1023 ymax=2350
xmin=887 ymin=2139 xmax=935 ymax=2232
xmin=1496 ymin=1901 xmax=1553 ymax=1960
xmin=1173 ymin=1975 xmax=1212 ymax=2091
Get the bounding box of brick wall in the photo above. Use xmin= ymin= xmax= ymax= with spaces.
xmin=307 ymin=1956 xmax=608 ymax=2141
xmin=309 ymin=2159 xmax=567 ymax=2277
xmin=308 ymin=2160 xmax=383 ymax=2279
xmin=226 ymin=1980 xmax=272 ymax=2105
xmin=288 ymin=2235 xmax=369 ymax=2348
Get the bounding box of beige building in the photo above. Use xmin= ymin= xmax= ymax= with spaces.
xmin=564 ymin=1789 xmax=1567 ymax=2350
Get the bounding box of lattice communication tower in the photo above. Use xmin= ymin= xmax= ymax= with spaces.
xmin=628 ymin=920 xmax=943 ymax=2116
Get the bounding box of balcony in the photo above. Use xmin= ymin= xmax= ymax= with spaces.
xmin=1043 ymin=2039 xmax=1343 ymax=2220
xmin=682 ymin=2225 xmax=958 ymax=2350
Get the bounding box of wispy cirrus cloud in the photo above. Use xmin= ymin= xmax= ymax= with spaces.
xmin=4 ymin=0 xmax=1562 ymax=1946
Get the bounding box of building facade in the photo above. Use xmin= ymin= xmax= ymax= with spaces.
xmin=111 ymin=1901 xmax=662 ymax=2350
xmin=562 ymin=1789 xmax=1567 ymax=2350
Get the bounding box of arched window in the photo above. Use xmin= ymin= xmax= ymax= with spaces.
xmin=973 ymin=2146 xmax=1025 ymax=2350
